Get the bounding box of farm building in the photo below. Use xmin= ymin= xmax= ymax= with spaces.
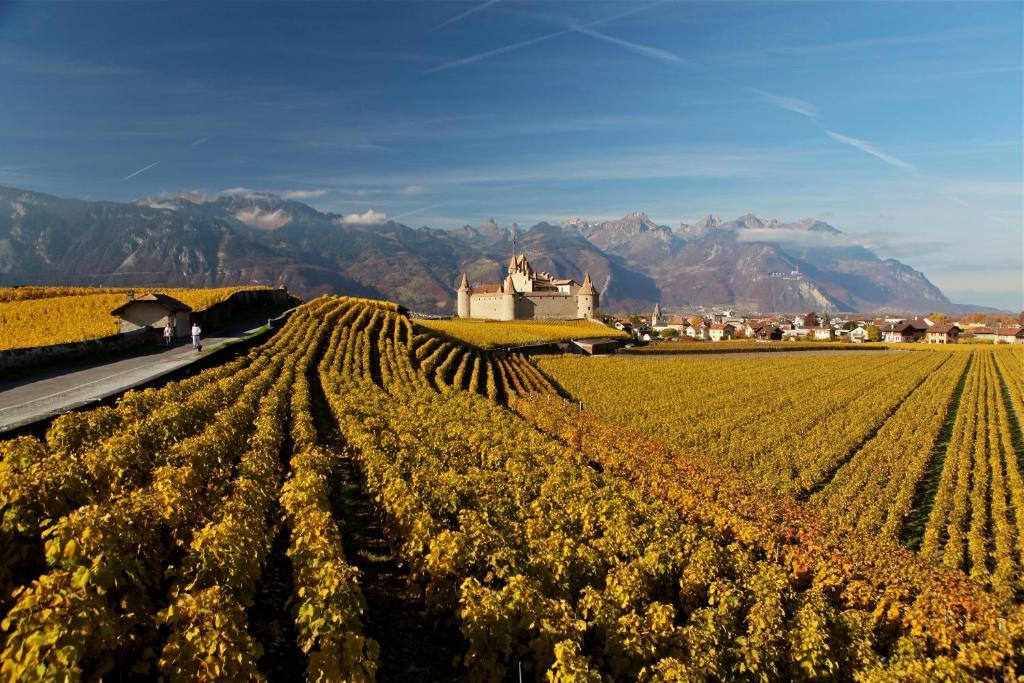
xmin=995 ymin=327 xmax=1024 ymax=344
xmin=572 ymin=338 xmax=620 ymax=355
xmin=111 ymin=293 xmax=192 ymax=338
xmin=926 ymin=324 xmax=961 ymax=344
xmin=968 ymin=326 xmax=997 ymax=341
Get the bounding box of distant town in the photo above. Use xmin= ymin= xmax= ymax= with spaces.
xmin=607 ymin=306 xmax=1024 ymax=345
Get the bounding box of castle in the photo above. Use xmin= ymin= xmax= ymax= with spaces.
xmin=456 ymin=253 xmax=599 ymax=321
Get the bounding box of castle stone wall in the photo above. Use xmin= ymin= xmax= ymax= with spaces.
xmin=514 ymin=294 xmax=580 ymax=320
xmin=468 ymin=294 xmax=512 ymax=321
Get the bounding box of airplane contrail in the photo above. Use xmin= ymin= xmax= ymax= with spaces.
xmin=390 ymin=201 xmax=454 ymax=220
xmin=825 ymin=130 xmax=917 ymax=172
xmin=123 ymin=161 xmax=160 ymax=180
xmin=432 ymin=0 xmax=500 ymax=32
xmin=571 ymin=24 xmax=688 ymax=65
xmin=424 ymin=2 xmax=661 ymax=73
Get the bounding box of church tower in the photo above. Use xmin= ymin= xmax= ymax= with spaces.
xmin=456 ymin=272 xmax=472 ymax=318
xmin=652 ymin=303 xmax=662 ymax=327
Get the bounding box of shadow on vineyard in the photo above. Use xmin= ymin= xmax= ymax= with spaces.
xmin=902 ymin=353 xmax=974 ymax=550
xmin=308 ymin=370 xmax=463 ymax=681
xmin=992 ymin=358 xmax=1024 ymax=465
xmin=248 ymin=424 xmax=309 ymax=682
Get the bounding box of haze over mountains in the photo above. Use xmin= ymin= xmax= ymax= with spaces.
xmin=0 ymin=185 xmax=973 ymax=314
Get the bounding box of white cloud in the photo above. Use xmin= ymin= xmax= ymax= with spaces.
xmin=736 ymin=225 xmax=947 ymax=258
xmin=280 ymin=188 xmax=329 ymax=199
xmin=219 ymin=186 xmax=258 ymax=196
xmin=234 ymin=207 xmax=292 ymax=229
xmin=0 ymin=45 xmax=140 ymax=77
xmin=401 ymin=185 xmax=425 ymax=195
xmin=825 ymin=130 xmax=916 ymax=172
xmin=341 ymin=209 xmax=387 ymax=224
xmin=138 ymin=199 xmax=179 ymax=211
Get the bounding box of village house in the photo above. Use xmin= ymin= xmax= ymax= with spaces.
xmin=456 ymin=252 xmax=597 ymax=321
xmin=111 ymin=292 xmax=192 ymax=338
xmin=709 ymin=322 xmax=735 ymax=342
xmin=750 ymin=323 xmax=782 ymax=341
xmin=926 ymin=323 xmax=961 ymax=344
xmin=883 ymin=320 xmax=929 ymax=343
xmin=995 ymin=327 xmax=1024 ymax=344
xmin=812 ymin=327 xmax=835 ymax=341
xmin=664 ymin=314 xmax=689 ymax=332
xmin=794 ymin=312 xmax=819 ymax=328
xmin=849 ymin=327 xmax=868 ymax=343
xmin=687 ymin=323 xmax=711 ymax=341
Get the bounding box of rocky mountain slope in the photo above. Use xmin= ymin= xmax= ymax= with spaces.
xmin=1 ymin=185 xmax=959 ymax=313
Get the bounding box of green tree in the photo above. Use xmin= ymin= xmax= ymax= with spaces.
xmin=866 ymin=324 xmax=882 ymax=342
xmin=659 ymin=327 xmax=679 ymax=339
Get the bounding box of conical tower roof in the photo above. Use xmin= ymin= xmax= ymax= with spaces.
xmin=457 ymin=272 xmax=470 ymax=291
xmin=503 ymin=273 xmax=517 ymax=294
xmin=578 ymin=271 xmax=597 ymax=295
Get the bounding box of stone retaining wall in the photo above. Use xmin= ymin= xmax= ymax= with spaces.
xmin=0 ymin=327 xmax=160 ymax=375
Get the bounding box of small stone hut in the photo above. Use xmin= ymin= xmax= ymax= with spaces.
xmin=111 ymin=293 xmax=192 ymax=338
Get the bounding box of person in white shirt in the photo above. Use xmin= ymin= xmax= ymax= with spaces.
xmin=191 ymin=323 xmax=202 ymax=351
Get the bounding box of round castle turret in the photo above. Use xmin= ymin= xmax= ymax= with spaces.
xmin=501 ymin=273 xmax=517 ymax=321
xmin=456 ymin=272 xmax=471 ymax=318
xmin=577 ymin=271 xmax=598 ymax=320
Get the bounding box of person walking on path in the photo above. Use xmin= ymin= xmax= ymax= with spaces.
xmin=191 ymin=322 xmax=202 ymax=352
xmin=163 ymin=322 xmax=174 ymax=347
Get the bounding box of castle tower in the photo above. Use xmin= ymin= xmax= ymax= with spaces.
xmin=577 ymin=271 xmax=598 ymax=320
xmin=501 ymin=273 xmax=517 ymax=321
xmin=456 ymin=272 xmax=472 ymax=318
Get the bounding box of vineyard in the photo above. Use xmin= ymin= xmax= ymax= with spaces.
xmin=624 ymin=340 xmax=878 ymax=354
xmin=0 ymin=286 xmax=271 ymax=351
xmin=415 ymin=317 xmax=626 ymax=348
xmin=539 ymin=347 xmax=1024 ymax=601
xmin=0 ymin=296 xmax=1021 ymax=680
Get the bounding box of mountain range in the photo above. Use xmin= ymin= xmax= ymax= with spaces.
xmin=0 ymin=185 xmax=974 ymax=314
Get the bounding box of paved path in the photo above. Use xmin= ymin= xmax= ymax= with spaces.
xmin=0 ymin=320 xmax=269 ymax=435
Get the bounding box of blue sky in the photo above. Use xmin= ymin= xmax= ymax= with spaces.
xmin=1 ymin=1 xmax=1021 ymax=309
